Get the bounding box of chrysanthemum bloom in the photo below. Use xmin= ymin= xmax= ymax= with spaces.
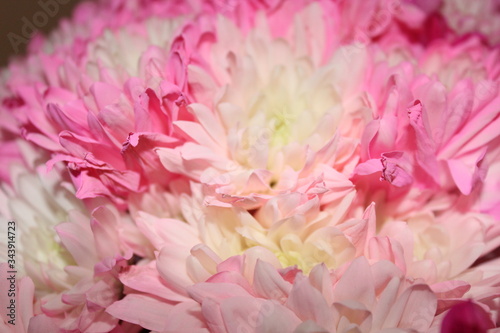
xmin=1 ymin=0 xmax=500 ymax=332
xmin=109 ymin=183 xmax=499 ymax=331
xmin=0 ymin=0 xmax=440 ymax=207
xmin=0 ymin=143 xmax=146 ymax=332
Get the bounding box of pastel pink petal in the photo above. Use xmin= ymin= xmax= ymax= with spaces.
xmin=89 ymin=82 xmax=122 ymax=110
xmin=379 ymin=221 xmax=415 ymax=266
xmin=40 ymin=293 xmax=73 ymax=316
xmin=370 ymin=260 xmax=404 ymax=292
xmin=441 ymin=96 xmax=500 ymax=158
xmin=254 ymin=301 xmax=302 ymax=333
xmin=59 ymin=130 xmax=123 ymax=169
xmin=217 ymin=296 xmax=265 ymax=332
xmin=221 ymin=297 xmax=301 ymax=333
xmin=313 ymin=168 xmax=356 ymax=215
xmin=385 ymin=284 xmax=436 ymax=331
xmin=431 ymin=280 xmax=471 ymax=300
xmin=15 ymin=86 xmax=56 ymax=135
xmin=447 ymin=242 xmax=485 ymax=278
xmin=332 ymin=301 xmax=372 ymax=330
xmin=252 ymin=260 xmax=292 ymax=302
xmin=308 ymin=264 xmax=334 ymax=306
xmin=371 ymin=276 xmax=401 ymax=330
xmin=159 ymin=81 xmax=186 ymax=121
xmin=0 ymin=142 xmax=23 ymax=185
xmin=46 ymin=102 xmax=90 ymax=137
xmin=86 ymin=110 xmax=122 ymax=148
xmin=188 ymin=103 xmax=227 ymax=150
xmin=286 ymin=276 xmax=333 ymax=330
xmin=96 ymin=104 xmax=131 ymax=143
xmin=380 ymin=151 xmax=413 ymax=187
xmin=439 ymin=80 xmax=473 ymax=145
xmin=360 ymin=120 xmax=380 ymax=160
xmin=188 ymin=282 xmax=252 ymax=303
xmin=162 ymin=301 xmax=209 ymax=333
xmin=55 ymin=214 xmax=97 ymax=268
xmin=67 ymin=164 xmax=141 ymax=202
xmin=75 ymin=305 xmax=118 ymax=333
xmin=0 ymin=265 xmax=34 ymax=331
xmin=446 ymin=148 xmax=486 ymax=195
xmin=28 ymin=315 xmax=60 ymax=333
xmin=173 ymin=121 xmax=222 ymax=155
xmin=138 ymin=47 xmax=167 ymax=84
xmin=205 ymin=271 xmax=253 ymax=294
xmin=353 ymin=158 xmax=383 ymax=176
xmin=106 ymin=294 xmax=174 ymax=332
xmin=431 ymin=280 xmax=471 ymax=313
xmin=190 ymin=244 xmax=222 ymax=276
xmin=187 ymin=256 xmax=214 ymax=283
xmin=257 ymin=193 xmax=305 ymax=229
xmin=199 ymin=297 xmax=226 ymax=333
xmin=333 ymin=257 xmax=375 ymax=308
xmin=187 ymin=64 xmax=219 ymax=107
xmin=367 ymin=236 xmax=407 ymax=274
xmin=90 ymin=206 xmax=121 ymax=259
xmin=93 ymin=168 xmax=142 ymax=193
xmin=18 ymin=277 xmax=35 ymax=331
xmin=24 ymin=131 xmax=63 ymax=151
xmin=86 ymin=279 xmax=119 ymax=309
xmin=292 ymin=320 xmax=329 ymax=333
xmin=179 ymin=143 xmax=227 ymax=164
xmin=407 ymin=259 xmax=438 ymax=284
xmin=136 ymin=212 xmax=199 ymax=250
xmin=71 ymin=169 xmax=113 ymax=200
xmin=361 ymin=117 xmax=398 ymax=160
xmin=411 ymin=76 xmax=447 ymax=139
xmin=459 ymin=114 xmax=500 ymax=156
xmin=121 ymin=132 xmax=178 ymax=186
xmin=407 ymin=100 xmax=439 ymax=184
xmin=157 ymin=144 xmax=227 ymax=179
xmin=120 ymin=263 xmax=190 ymax=303
xmin=156 ymin=245 xmax=193 ymax=297
xmin=133 ymin=88 xmax=172 ymax=134
xmin=217 ymin=255 xmax=245 ymax=274
xmin=61 ymin=278 xmax=93 ymax=306
xmin=242 ymin=247 xmax=282 ymax=284
xmin=338 ymin=203 xmax=376 ymax=256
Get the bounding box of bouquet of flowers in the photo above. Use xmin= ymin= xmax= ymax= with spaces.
xmin=1 ymin=0 xmax=500 ymax=332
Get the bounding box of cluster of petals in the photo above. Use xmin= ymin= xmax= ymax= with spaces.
xmin=0 ymin=143 xmax=142 ymax=332
xmin=0 ymin=0 xmax=500 ymax=332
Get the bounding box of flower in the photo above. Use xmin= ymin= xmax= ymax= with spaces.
xmin=109 ymin=252 xmax=439 ymax=332
xmin=0 ymin=0 xmax=499 ymax=332
xmin=0 ymin=143 xmax=142 ymax=332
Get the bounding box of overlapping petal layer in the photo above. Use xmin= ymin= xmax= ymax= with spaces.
xmin=0 ymin=0 xmax=499 ymax=332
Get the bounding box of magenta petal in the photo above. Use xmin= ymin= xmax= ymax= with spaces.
xmin=441 ymin=300 xmax=495 ymax=333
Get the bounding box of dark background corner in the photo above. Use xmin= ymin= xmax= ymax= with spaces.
xmin=0 ymin=0 xmax=84 ymax=68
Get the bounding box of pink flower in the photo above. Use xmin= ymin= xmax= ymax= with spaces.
xmin=0 ymin=0 xmax=443 ymax=208
xmin=0 ymin=147 xmax=143 ymax=332
xmin=352 ymin=35 xmax=500 ymax=226
xmin=1 ymin=0 xmax=500 ymax=332
xmin=109 ymin=252 xmax=438 ymax=332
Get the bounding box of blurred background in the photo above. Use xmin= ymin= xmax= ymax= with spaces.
xmin=0 ymin=0 xmax=84 ymax=67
